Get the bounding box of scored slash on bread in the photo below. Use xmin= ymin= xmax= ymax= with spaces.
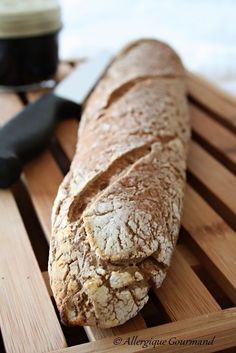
xmin=48 ymin=39 xmax=190 ymax=328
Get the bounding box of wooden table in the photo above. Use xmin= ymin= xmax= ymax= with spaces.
xmin=0 ymin=62 xmax=236 ymax=353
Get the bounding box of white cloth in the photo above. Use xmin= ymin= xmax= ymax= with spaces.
xmin=59 ymin=0 xmax=236 ymax=96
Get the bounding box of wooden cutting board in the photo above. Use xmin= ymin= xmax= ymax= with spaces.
xmin=0 ymin=63 xmax=236 ymax=353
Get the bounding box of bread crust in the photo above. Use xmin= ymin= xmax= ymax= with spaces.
xmin=48 ymin=39 xmax=190 ymax=328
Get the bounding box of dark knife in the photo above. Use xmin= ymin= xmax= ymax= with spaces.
xmin=0 ymin=51 xmax=111 ymax=188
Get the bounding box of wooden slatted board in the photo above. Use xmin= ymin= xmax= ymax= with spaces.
xmin=0 ymin=63 xmax=236 ymax=353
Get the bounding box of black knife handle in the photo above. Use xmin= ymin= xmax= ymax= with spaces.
xmin=0 ymin=92 xmax=81 ymax=188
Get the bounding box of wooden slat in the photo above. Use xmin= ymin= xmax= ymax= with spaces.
xmin=17 ymin=126 xmax=72 ymax=237
xmin=0 ymin=191 xmax=66 ymax=353
xmin=187 ymin=71 xmax=236 ymax=128
xmin=183 ymin=185 xmax=236 ymax=304
xmin=155 ymin=250 xmax=220 ymax=321
xmin=51 ymin=308 xmax=236 ymax=353
xmin=84 ymin=315 xmax=147 ymax=342
xmin=190 ymin=104 xmax=236 ymax=166
xmin=188 ymin=140 xmax=236 ymax=215
xmin=23 ymin=151 xmax=63 ymax=239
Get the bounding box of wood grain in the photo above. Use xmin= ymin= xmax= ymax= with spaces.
xmin=0 ymin=191 xmax=66 ymax=353
xmin=187 ymin=71 xmax=236 ymax=128
xmin=50 ymin=308 xmax=236 ymax=353
xmin=183 ymin=185 xmax=236 ymax=304
xmin=23 ymin=151 xmax=63 ymax=239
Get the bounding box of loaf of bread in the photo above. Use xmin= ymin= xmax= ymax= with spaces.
xmin=49 ymin=39 xmax=190 ymax=328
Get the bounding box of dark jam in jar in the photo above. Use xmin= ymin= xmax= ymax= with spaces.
xmin=0 ymin=0 xmax=62 ymax=90
xmin=0 ymin=32 xmax=59 ymax=87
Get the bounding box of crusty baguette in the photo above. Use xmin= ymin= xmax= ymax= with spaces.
xmin=48 ymin=39 xmax=190 ymax=328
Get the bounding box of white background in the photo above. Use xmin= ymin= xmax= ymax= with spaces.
xmin=59 ymin=0 xmax=236 ymax=96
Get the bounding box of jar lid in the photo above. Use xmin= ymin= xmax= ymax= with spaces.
xmin=0 ymin=0 xmax=62 ymax=38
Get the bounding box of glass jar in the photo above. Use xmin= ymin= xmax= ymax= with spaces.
xmin=0 ymin=0 xmax=62 ymax=91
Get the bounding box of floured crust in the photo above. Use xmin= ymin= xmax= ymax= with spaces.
xmin=48 ymin=39 xmax=190 ymax=328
